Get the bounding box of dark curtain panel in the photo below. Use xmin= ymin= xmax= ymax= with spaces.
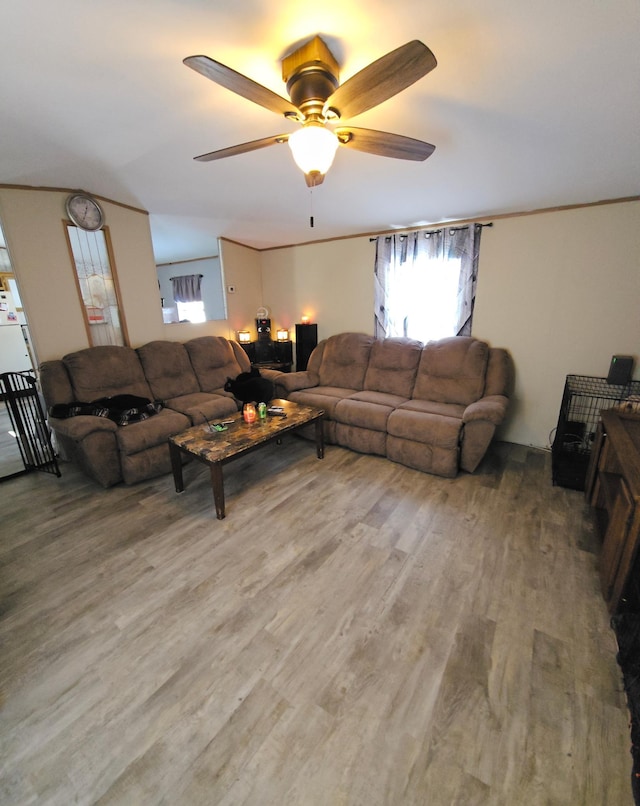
xmin=171 ymin=274 xmax=203 ymax=303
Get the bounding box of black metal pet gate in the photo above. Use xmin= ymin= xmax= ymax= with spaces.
xmin=0 ymin=371 xmax=60 ymax=482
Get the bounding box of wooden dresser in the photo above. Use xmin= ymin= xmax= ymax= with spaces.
xmin=586 ymin=409 xmax=640 ymax=613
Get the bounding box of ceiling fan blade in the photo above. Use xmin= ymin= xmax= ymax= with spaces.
xmin=184 ymin=55 xmax=300 ymax=118
xmin=324 ymin=40 xmax=436 ymax=120
xmin=335 ymin=127 xmax=435 ymax=161
xmin=194 ymin=134 xmax=290 ymax=162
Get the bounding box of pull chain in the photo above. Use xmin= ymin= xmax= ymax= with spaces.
xmin=309 ymin=188 xmax=314 ymax=228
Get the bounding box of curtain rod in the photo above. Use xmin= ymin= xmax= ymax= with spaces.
xmin=170 ymin=273 xmax=203 ymax=280
xmin=369 ymin=222 xmax=493 ymax=242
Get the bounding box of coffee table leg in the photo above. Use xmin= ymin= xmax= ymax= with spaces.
xmin=210 ymin=462 xmax=225 ymax=519
xmin=169 ymin=442 xmax=185 ymax=492
xmin=315 ymin=418 xmax=325 ymax=459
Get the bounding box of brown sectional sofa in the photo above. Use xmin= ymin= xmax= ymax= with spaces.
xmin=275 ymin=333 xmax=514 ymax=478
xmin=40 ymin=336 xmax=279 ymax=488
xmin=40 ymin=331 xmax=513 ymax=489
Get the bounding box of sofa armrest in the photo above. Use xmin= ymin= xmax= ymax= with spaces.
xmin=277 ymin=370 xmax=320 ymax=394
xmin=460 ymin=395 xmax=509 ymax=473
xmin=462 ymin=395 xmax=509 ymax=426
xmin=257 ymin=367 xmax=284 ymax=384
xmin=49 ymin=415 xmax=121 ymax=487
xmin=49 ymin=414 xmax=118 ymax=440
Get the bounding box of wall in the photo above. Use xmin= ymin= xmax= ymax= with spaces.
xmin=157 ymin=256 xmax=226 ymax=324
xmin=0 ymin=189 xmax=263 ymax=361
xmin=0 ymin=187 xmax=164 ymax=362
xmin=1 ymin=185 xmax=637 ymax=450
xmin=261 ymin=237 xmax=373 ymax=341
xmin=260 ymin=200 xmax=640 ymax=449
xmin=218 ymin=239 xmax=263 ymax=339
xmin=472 ymin=201 xmax=640 ymax=447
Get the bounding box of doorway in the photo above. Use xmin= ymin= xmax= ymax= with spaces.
xmin=0 ymin=219 xmax=39 ymax=479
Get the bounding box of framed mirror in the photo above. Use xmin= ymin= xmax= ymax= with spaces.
xmin=156 ymin=256 xmax=227 ymax=324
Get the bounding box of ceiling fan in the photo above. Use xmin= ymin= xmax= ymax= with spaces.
xmin=184 ymin=36 xmax=437 ymax=187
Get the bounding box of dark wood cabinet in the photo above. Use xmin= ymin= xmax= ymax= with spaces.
xmin=239 ymin=339 xmax=292 ymax=372
xmin=587 ymin=410 xmax=640 ymax=612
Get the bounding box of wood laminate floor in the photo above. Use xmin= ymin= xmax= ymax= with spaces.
xmin=0 ymin=401 xmax=25 ymax=480
xmin=0 ymin=439 xmax=633 ymax=805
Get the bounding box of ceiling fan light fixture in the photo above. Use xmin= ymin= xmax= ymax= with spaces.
xmin=288 ymin=124 xmax=339 ymax=178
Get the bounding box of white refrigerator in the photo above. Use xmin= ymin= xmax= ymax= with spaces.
xmin=0 ymin=286 xmax=32 ymax=373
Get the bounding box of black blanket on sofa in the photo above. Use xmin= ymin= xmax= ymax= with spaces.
xmin=49 ymin=394 xmax=162 ymax=426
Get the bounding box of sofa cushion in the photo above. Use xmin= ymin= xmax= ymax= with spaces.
xmin=485 ymin=348 xmax=514 ymax=397
xmin=318 ymin=333 xmax=374 ymax=390
xmin=387 ymin=408 xmax=462 ymax=448
xmin=396 ymin=398 xmax=466 ymax=420
xmin=137 ymin=340 xmax=200 ymax=400
xmin=412 ymin=337 xmax=489 ymax=406
xmin=40 ymin=359 xmax=74 ymax=406
xmin=163 ymin=392 xmax=238 ymax=424
xmin=363 ymin=337 xmax=422 ymax=397
xmin=63 ymin=346 xmax=153 ymax=403
xmin=288 ymin=386 xmax=355 ymax=420
xmin=335 ymin=391 xmax=409 ymax=432
xmin=115 ymin=408 xmax=190 ymax=457
xmin=185 ymin=336 xmax=245 ymax=394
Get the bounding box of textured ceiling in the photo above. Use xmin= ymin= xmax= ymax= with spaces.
xmin=2 ymin=0 xmax=639 ymax=263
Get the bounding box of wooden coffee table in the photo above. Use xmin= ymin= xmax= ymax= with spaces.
xmin=168 ymin=398 xmax=325 ymax=519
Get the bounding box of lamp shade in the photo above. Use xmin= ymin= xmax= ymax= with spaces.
xmin=276 ymin=328 xmax=289 ymax=341
xmin=288 ymin=124 xmax=339 ymax=176
xmin=237 ymin=330 xmax=251 ymax=343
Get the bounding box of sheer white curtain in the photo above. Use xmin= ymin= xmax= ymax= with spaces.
xmin=374 ymin=225 xmax=483 ymax=342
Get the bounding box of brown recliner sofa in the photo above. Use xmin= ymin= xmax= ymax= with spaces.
xmin=275 ymin=332 xmax=514 ymax=478
xmin=40 ymin=336 xmax=278 ymax=488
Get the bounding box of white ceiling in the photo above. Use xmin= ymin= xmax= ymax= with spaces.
xmin=2 ymin=0 xmax=639 ymax=263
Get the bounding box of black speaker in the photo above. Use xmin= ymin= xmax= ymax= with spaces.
xmin=256 ymin=318 xmax=271 ymax=341
xmin=295 ymin=323 xmax=318 ymax=371
xmin=607 ymin=355 xmax=634 ymax=386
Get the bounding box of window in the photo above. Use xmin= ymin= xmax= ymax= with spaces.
xmin=386 ymin=251 xmax=461 ymax=342
xmin=170 ymin=273 xmax=205 ymax=322
xmin=176 ymin=300 xmax=206 ymax=323
xmin=373 ymin=224 xmax=485 ymax=343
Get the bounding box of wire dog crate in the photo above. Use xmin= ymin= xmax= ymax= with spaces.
xmin=552 ymin=374 xmax=640 ymax=490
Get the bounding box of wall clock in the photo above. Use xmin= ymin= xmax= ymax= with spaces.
xmin=65 ymin=193 xmax=104 ymax=231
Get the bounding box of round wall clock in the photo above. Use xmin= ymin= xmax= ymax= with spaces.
xmin=65 ymin=193 xmax=104 ymax=231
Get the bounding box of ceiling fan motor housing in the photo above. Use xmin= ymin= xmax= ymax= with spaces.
xmin=282 ymin=36 xmax=340 ymax=120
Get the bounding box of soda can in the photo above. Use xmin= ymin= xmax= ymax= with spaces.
xmin=258 ymin=402 xmax=267 ymax=420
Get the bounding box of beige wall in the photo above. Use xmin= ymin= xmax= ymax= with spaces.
xmin=217 ymin=238 xmax=264 ymax=340
xmin=0 ymin=189 xmax=264 ymax=360
xmin=0 ymin=187 xmax=94 ymax=361
xmin=472 ymin=201 xmax=640 ymax=447
xmin=259 ymin=200 xmax=640 ymax=449
xmin=0 ymin=187 xmax=165 ymax=361
xmin=261 ymin=237 xmax=373 ymax=341
xmin=2 ymin=185 xmax=638 ymax=451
